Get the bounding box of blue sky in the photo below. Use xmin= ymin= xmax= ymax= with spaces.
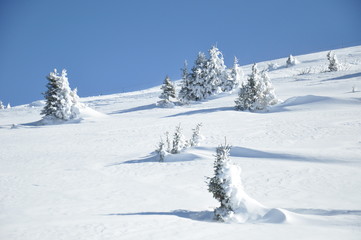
xmin=1 ymin=0 xmax=360 ymax=106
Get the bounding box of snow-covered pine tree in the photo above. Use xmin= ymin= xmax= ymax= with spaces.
xmin=155 ymin=138 xmax=167 ymax=162
xmin=41 ymin=69 xmax=81 ymax=120
xmin=207 ymin=142 xmax=239 ymax=221
xmin=179 ymin=52 xmax=208 ymax=102
xmin=235 ymin=64 xmax=262 ymax=111
xmin=165 ymin=131 xmax=171 ymax=153
xmin=157 ymin=75 xmax=176 ymax=107
xmin=171 ymin=124 xmax=187 ymax=154
xmin=6 ymin=103 xmax=11 ymax=109
xmin=258 ymin=71 xmax=279 ymax=108
xmin=286 ymin=54 xmax=298 ymax=67
xmin=178 ymin=61 xmax=192 ymax=104
xmin=204 ymin=46 xmax=227 ymax=96
xmin=0 ymin=101 xmax=4 ymax=109
xmin=189 ymin=123 xmax=203 ymax=147
xmin=327 ymin=51 xmax=339 ymax=72
xmin=223 ymin=56 xmax=242 ymax=92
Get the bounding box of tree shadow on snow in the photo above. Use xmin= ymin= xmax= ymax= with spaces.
xmin=286 ymin=208 xmax=361 ymax=216
xmin=110 ymin=103 xmax=157 ymax=115
xmin=230 ymin=146 xmax=344 ymax=164
xmin=109 ymin=152 xmax=202 ymax=165
xmin=18 ymin=118 xmax=83 ymax=128
xmin=106 ymin=210 xmax=214 ymax=222
xmin=165 ymin=106 xmax=234 ymax=118
xmin=323 ymin=71 xmax=361 ymax=82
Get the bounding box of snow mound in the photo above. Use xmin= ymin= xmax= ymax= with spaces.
xmin=220 ymin=163 xmax=288 ymax=223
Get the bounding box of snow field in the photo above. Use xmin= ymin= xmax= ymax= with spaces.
xmin=1 ymin=46 xmax=361 ymax=239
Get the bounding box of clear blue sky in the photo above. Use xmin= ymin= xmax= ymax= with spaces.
xmin=1 ymin=0 xmax=360 ymax=106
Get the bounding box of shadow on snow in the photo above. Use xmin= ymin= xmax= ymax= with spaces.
xmin=230 ymin=146 xmax=344 ymax=164
xmin=110 ymin=103 xmax=157 ymax=115
xmin=108 ymin=152 xmax=202 ymax=165
xmin=106 ymin=210 xmax=214 ymax=222
xmin=323 ymin=71 xmax=361 ymax=82
xmin=165 ymin=106 xmax=234 ymax=118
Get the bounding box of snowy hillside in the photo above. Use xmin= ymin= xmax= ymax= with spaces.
xmin=1 ymin=46 xmax=361 ymax=240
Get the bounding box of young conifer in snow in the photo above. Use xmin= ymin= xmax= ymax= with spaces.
xmin=208 ymin=143 xmax=237 ymax=221
xmin=223 ymin=57 xmax=242 ymax=92
xmin=171 ymin=124 xmax=187 ymax=154
xmin=235 ymin=64 xmax=262 ymax=111
xmin=208 ymin=142 xmax=269 ymax=222
xmin=286 ymin=54 xmax=298 ymax=67
xmin=155 ymin=138 xmax=167 ymax=162
xmin=0 ymin=101 xmax=4 ymax=109
xmin=41 ymin=69 xmax=81 ymax=120
xmin=6 ymin=103 xmax=11 ymax=109
xmin=204 ymin=46 xmax=227 ymax=95
xmin=327 ymin=51 xmax=339 ymax=72
xmin=258 ymin=71 xmax=279 ymax=108
xmin=178 ymin=61 xmax=192 ymax=104
xmin=157 ymin=75 xmax=176 ymax=107
xmin=189 ymin=123 xmax=203 ymax=147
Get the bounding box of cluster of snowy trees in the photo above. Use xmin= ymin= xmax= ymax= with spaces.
xmin=235 ymin=64 xmax=278 ymax=111
xmin=41 ymin=69 xmax=83 ymax=121
xmin=158 ymin=46 xmax=280 ymax=111
xmin=155 ymin=123 xmax=203 ymax=162
xmin=0 ymin=101 xmax=11 ymax=110
xmin=157 ymin=46 xmax=243 ymax=107
xmin=178 ymin=46 xmax=242 ymax=103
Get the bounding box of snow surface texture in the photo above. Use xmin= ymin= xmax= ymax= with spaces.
xmin=1 ymin=46 xmax=361 ymax=239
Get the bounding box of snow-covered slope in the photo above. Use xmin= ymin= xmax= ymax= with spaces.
xmin=1 ymin=46 xmax=361 ymax=240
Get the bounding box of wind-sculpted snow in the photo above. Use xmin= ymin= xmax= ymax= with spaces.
xmin=1 ymin=46 xmax=361 ymax=240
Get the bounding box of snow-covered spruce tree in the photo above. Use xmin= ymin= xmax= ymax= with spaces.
xmin=6 ymin=103 xmax=11 ymax=109
xmin=41 ymin=69 xmax=81 ymax=120
xmin=235 ymin=64 xmax=262 ymax=111
xmin=204 ymin=46 xmax=227 ymax=96
xmin=0 ymin=101 xmax=4 ymax=109
xmin=155 ymin=138 xmax=167 ymax=162
xmin=157 ymin=75 xmax=176 ymax=107
xmin=189 ymin=123 xmax=203 ymax=147
xmin=258 ymin=70 xmax=279 ymax=108
xmin=327 ymin=51 xmax=339 ymax=72
xmin=179 ymin=52 xmax=208 ymax=102
xmin=178 ymin=60 xmax=192 ymax=104
xmin=223 ymin=56 xmax=242 ymax=92
xmin=171 ymin=124 xmax=187 ymax=154
xmin=208 ymin=143 xmax=238 ymax=221
xmin=165 ymin=131 xmax=172 ymax=153
xmin=286 ymin=54 xmax=298 ymax=67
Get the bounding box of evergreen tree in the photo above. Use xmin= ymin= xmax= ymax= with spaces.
xmin=178 ymin=60 xmax=192 ymax=104
xmin=207 ymin=143 xmax=235 ymax=221
xmin=327 ymin=51 xmax=339 ymax=72
xmin=171 ymin=124 xmax=186 ymax=154
xmin=155 ymin=138 xmax=167 ymax=162
xmin=286 ymin=54 xmax=298 ymax=67
xmin=0 ymin=101 xmax=4 ymax=109
xmin=223 ymin=56 xmax=242 ymax=92
xmin=157 ymin=75 xmax=176 ymax=107
xmin=259 ymin=71 xmax=279 ymax=107
xmin=165 ymin=131 xmax=171 ymax=153
xmin=204 ymin=46 xmax=227 ymax=96
xmin=235 ymin=64 xmax=261 ymax=111
xmin=6 ymin=103 xmax=11 ymax=109
xmin=189 ymin=123 xmax=203 ymax=147
xmin=41 ymin=69 xmax=81 ymax=120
